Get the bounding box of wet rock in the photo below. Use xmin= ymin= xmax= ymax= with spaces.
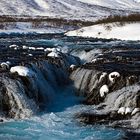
xmin=71 ymin=48 xmax=140 ymax=131
xmin=0 ymin=44 xmax=80 ymax=120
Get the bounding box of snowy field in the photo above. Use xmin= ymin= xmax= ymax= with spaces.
xmin=66 ymin=22 xmax=140 ymax=41
xmin=0 ymin=0 xmax=140 ymax=21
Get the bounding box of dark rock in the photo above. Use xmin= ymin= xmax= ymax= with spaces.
xmin=71 ymin=48 xmax=140 ymax=131
xmin=0 ymin=44 xmax=80 ymax=119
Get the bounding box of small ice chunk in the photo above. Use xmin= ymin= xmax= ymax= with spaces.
xmin=125 ymin=107 xmax=132 ymax=115
xmin=99 ymin=85 xmax=109 ymax=97
xmin=118 ymin=107 xmax=125 ymax=115
xmin=109 ymin=72 xmax=120 ymax=83
xmin=10 ymin=66 xmax=36 ymax=77
xmin=131 ymin=108 xmax=140 ymax=116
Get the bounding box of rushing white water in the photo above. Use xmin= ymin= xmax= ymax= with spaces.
xmin=0 ymin=85 xmax=124 ymax=140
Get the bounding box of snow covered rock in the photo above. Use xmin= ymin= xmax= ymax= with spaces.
xmin=22 ymin=45 xmax=29 ymax=49
xmin=131 ymin=108 xmax=140 ymax=116
xmin=9 ymin=44 xmax=20 ymax=50
xmin=109 ymin=72 xmax=120 ymax=83
xmin=45 ymin=48 xmax=61 ymax=53
xmin=10 ymin=66 xmax=36 ymax=77
xmin=36 ymin=47 xmax=44 ymax=51
xmin=28 ymin=54 xmax=33 ymax=57
xmin=118 ymin=107 xmax=125 ymax=115
xmin=47 ymin=51 xmax=60 ymax=58
xmin=125 ymin=107 xmax=132 ymax=115
xmin=99 ymin=85 xmax=109 ymax=97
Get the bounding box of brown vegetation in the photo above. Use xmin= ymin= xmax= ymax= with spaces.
xmin=94 ymin=14 xmax=140 ymax=25
xmin=0 ymin=15 xmax=94 ymax=27
xmin=0 ymin=14 xmax=140 ymax=29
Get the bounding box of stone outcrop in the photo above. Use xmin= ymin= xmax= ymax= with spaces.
xmin=0 ymin=45 xmax=80 ymax=120
xmin=70 ymin=48 xmax=140 ymax=130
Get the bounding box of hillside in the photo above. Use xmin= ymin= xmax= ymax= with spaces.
xmin=66 ymin=22 xmax=140 ymax=40
xmin=0 ymin=0 xmax=140 ymax=21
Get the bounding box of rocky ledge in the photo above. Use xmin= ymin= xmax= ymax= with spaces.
xmin=70 ymin=47 xmax=140 ymax=132
xmin=0 ymin=44 xmax=80 ymax=120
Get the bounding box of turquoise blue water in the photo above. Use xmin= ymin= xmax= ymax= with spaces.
xmin=0 ymin=86 xmax=124 ymax=140
xmin=0 ymin=34 xmax=130 ymax=140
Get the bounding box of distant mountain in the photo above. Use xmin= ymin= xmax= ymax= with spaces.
xmin=0 ymin=0 xmax=140 ymax=21
xmin=77 ymin=0 xmax=140 ymax=10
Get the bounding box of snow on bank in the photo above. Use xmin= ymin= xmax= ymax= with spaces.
xmin=66 ymin=22 xmax=140 ymax=41
xmin=10 ymin=66 xmax=36 ymax=77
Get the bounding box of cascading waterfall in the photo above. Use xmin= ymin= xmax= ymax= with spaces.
xmin=0 ymin=46 xmax=81 ymax=120
xmin=0 ymin=34 xmax=140 ymax=140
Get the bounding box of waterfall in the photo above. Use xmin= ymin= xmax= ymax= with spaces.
xmin=0 ymin=51 xmax=80 ymax=119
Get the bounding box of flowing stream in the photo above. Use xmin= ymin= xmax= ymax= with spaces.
xmin=0 ymin=33 xmax=139 ymax=140
xmin=0 ymin=86 xmax=124 ymax=140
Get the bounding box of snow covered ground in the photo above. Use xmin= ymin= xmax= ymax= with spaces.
xmin=0 ymin=0 xmax=140 ymax=21
xmin=0 ymin=1 xmax=140 ymax=39
xmin=77 ymin=0 xmax=140 ymax=10
xmin=66 ymin=22 xmax=140 ymax=41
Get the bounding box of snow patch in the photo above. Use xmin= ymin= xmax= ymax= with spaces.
xmin=66 ymin=22 xmax=140 ymax=41
xmin=9 ymin=44 xmax=19 ymax=49
xmin=45 ymin=48 xmax=61 ymax=52
xmin=109 ymin=72 xmax=120 ymax=83
xmin=118 ymin=107 xmax=125 ymax=115
xmin=99 ymin=85 xmax=109 ymax=97
xmin=47 ymin=52 xmax=60 ymax=58
xmin=70 ymin=64 xmax=77 ymax=71
xmin=77 ymin=0 xmax=140 ymax=10
xmin=125 ymin=107 xmax=132 ymax=115
xmin=131 ymin=108 xmax=140 ymax=116
xmin=99 ymin=72 xmax=107 ymax=82
xmin=0 ymin=62 xmax=10 ymax=69
xmin=10 ymin=66 xmax=36 ymax=77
